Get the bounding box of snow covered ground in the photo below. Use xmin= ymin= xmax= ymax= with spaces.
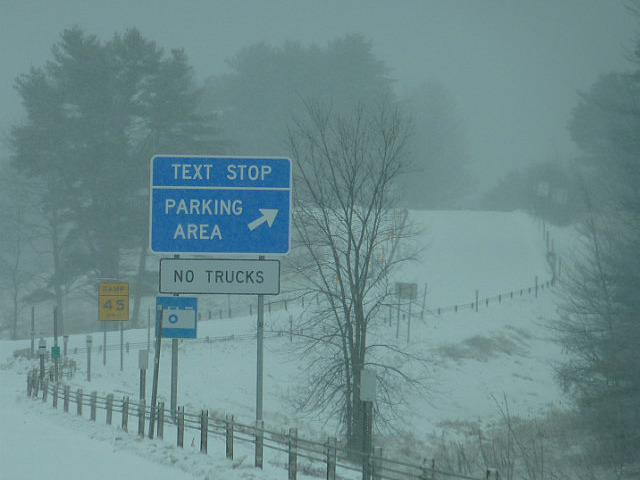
xmin=0 ymin=210 xmax=570 ymax=479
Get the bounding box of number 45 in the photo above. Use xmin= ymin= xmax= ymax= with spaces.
xmin=103 ymin=299 xmax=126 ymax=311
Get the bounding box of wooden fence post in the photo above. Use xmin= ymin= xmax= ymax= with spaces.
xmin=487 ymin=468 xmax=500 ymax=479
xmin=31 ymin=370 xmax=39 ymax=398
xmin=255 ymin=420 xmax=264 ymax=469
xmin=90 ymin=391 xmax=97 ymax=421
xmin=200 ymin=410 xmax=208 ymax=453
xmin=326 ymin=436 xmax=337 ymax=480
xmin=26 ymin=371 xmax=32 ymax=396
xmin=419 ymin=459 xmax=434 ymax=480
xmin=138 ymin=400 xmax=145 ymax=437
xmin=53 ymin=383 xmax=59 ymax=409
xmin=157 ymin=402 xmax=164 ymax=439
xmin=372 ymin=446 xmax=383 ymax=480
xmin=288 ymin=427 xmax=298 ymax=480
xmin=76 ymin=389 xmax=83 ymax=416
xmin=33 ymin=374 xmax=44 ymax=398
xmin=106 ymin=394 xmax=113 ymax=425
xmin=34 ymin=371 xmax=41 ymax=398
xmin=226 ymin=414 xmax=234 ymax=459
xmin=64 ymin=385 xmax=70 ymax=412
xmin=177 ymin=406 xmax=184 ymax=448
xmin=122 ymin=396 xmax=129 ymax=432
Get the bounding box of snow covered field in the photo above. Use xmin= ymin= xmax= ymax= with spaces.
xmin=0 ymin=210 xmax=570 ymax=479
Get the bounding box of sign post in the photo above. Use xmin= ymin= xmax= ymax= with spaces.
xmin=38 ymin=338 xmax=46 ymax=381
xmin=149 ymin=155 xmax=291 ymax=426
xmin=256 ymin=256 xmax=265 ymax=422
xmin=149 ymin=306 xmax=163 ymax=439
xmin=155 ymin=296 xmax=197 ymax=418
xmin=98 ymin=281 xmax=130 ymax=368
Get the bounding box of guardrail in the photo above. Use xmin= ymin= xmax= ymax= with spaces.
xmin=26 ymin=371 xmax=491 ymax=480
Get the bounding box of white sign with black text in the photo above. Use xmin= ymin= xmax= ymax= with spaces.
xmin=159 ymin=258 xmax=280 ymax=295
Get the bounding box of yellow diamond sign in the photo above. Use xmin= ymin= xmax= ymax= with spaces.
xmin=98 ymin=282 xmax=129 ymax=321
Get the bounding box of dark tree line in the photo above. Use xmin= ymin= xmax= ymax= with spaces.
xmin=6 ymin=27 xmax=467 ymax=336
xmin=558 ymin=33 xmax=640 ymax=475
xmin=9 ymin=27 xmax=223 ymax=330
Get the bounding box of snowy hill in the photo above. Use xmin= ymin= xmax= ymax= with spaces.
xmin=0 ymin=210 xmax=569 ymax=479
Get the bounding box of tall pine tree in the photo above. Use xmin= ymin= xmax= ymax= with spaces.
xmin=11 ymin=27 xmax=224 ymax=327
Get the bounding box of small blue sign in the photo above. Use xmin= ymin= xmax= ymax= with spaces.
xmin=150 ymin=156 xmax=291 ymax=254
xmin=156 ymin=296 xmax=197 ymax=339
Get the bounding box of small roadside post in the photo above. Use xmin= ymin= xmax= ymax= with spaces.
xmin=360 ymin=369 xmax=376 ymax=480
xmin=86 ymin=335 xmax=92 ymax=382
xmin=139 ymin=349 xmax=148 ymax=401
xmin=52 ymin=307 xmax=60 ymax=382
xmin=38 ymin=338 xmax=46 ymax=381
xmin=51 ymin=344 xmax=60 ymax=383
xmin=30 ymin=307 xmax=35 ymax=358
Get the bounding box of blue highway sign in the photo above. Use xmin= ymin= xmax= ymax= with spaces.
xmin=150 ymin=156 xmax=291 ymax=254
xmin=156 ymin=296 xmax=197 ymax=339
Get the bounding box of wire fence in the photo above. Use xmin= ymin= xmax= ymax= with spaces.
xmin=26 ymin=371 xmax=491 ymax=480
xmin=189 ymin=273 xmax=556 ymax=324
xmin=15 ymin=273 xmax=556 ymax=361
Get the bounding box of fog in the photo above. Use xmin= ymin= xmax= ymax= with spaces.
xmin=4 ymin=2 xmax=640 ymax=477
xmin=1 ymin=0 xmax=636 ymax=191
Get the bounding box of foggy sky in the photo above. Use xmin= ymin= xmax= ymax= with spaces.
xmin=1 ymin=0 xmax=636 ymax=190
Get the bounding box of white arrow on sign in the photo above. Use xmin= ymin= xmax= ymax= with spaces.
xmin=248 ymin=209 xmax=278 ymax=231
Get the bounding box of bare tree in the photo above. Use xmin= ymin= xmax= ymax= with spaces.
xmin=286 ymin=97 xmax=423 ymax=452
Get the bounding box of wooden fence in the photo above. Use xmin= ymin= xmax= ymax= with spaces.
xmin=26 ymin=370 xmax=489 ymax=480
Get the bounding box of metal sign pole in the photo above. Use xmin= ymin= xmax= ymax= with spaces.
xmin=171 ymin=338 xmax=178 ymax=419
xmin=120 ymin=321 xmax=124 ymax=372
xmin=139 ymin=349 xmax=148 ymax=405
xmin=147 ymin=307 xmax=151 ymax=352
xmin=149 ymin=306 xmax=163 ymax=439
xmin=256 ymin=256 xmax=265 ymax=422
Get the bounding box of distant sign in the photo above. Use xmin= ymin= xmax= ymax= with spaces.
xmin=360 ymin=369 xmax=376 ymax=402
xmin=98 ymin=282 xmax=129 ymax=321
xmin=156 ymin=296 xmax=197 ymax=339
xmin=150 ymin=155 xmax=291 ymax=254
xmin=395 ymin=282 xmax=417 ymax=301
xmin=159 ymin=258 xmax=280 ymax=295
